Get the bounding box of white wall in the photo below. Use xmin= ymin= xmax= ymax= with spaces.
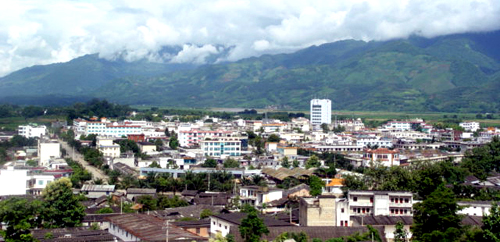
xmin=38 ymin=142 xmax=61 ymax=167
xmin=209 ymin=217 xmax=234 ymax=237
xmin=108 ymin=223 xmax=139 ymax=241
xmin=0 ymin=168 xmax=28 ymax=196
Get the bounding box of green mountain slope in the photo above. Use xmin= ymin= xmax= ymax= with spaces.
xmin=0 ymin=54 xmax=195 ymax=96
xmin=1 ymin=31 xmax=500 ymax=112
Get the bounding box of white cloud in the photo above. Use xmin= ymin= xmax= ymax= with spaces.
xmin=0 ymin=0 xmax=499 ymax=76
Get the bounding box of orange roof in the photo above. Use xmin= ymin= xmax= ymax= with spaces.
xmin=326 ymin=178 xmax=344 ymax=187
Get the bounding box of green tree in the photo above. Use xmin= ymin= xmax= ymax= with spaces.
xmin=154 ymin=139 xmax=164 ymax=151
xmin=280 ymin=157 xmax=290 ymax=168
xmin=394 ymin=221 xmax=408 ymax=242
xmin=307 ymin=175 xmax=325 ymax=196
xmin=97 ymin=207 xmax=114 ymax=214
xmin=321 ymin=123 xmax=329 ymax=133
xmin=0 ymin=197 xmax=42 ymax=241
xmin=202 ymin=158 xmax=218 ymax=168
xmin=223 ymin=158 xmax=240 ymax=168
xmin=149 ymin=161 xmax=162 ymax=168
xmin=268 ymin=134 xmax=280 ymax=142
xmin=412 ymin=185 xmax=463 ymax=242
xmin=41 ymin=178 xmax=86 ymax=228
xmin=305 ymin=155 xmax=321 ymax=169
xmin=169 ymin=132 xmax=179 ymax=149
xmin=239 ymin=211 xmax=269 ymax=242
xmin=200 ymin=209 xmax=214 ymax=219
xmin=482 ymin=203 xmax=500 ymax=242
xmin=136 ymin=195 xmax=157 ymax=212
xmin=292 ymin=159 xmax=300 ymax=168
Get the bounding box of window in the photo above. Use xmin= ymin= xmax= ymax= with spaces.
xmin=370 ymin=197 xmax=373 ymax=203
xmin=391 ymin=209 xmax=394 ymax=214
xmin=400 ymin=198 xmax=403 ymax=203
xmin=196 ymin=228 xmax=201 ymax=234
xmin=219 ymin=223 xmax=221 ymax=227
xmin=405 ymin=199 xmax=409 ymax=203
xmin=353 ymin=197 xmax=357 ymax=202
xmin=391 ymin=198 xmax=394 ymax=203
xmin=38 ymin=180 xmax=44 ymax=185
xmin=341 ymin=208 xmax=345 ymax=213
xmin=340 ymin=221 xmax=344 ymax=226
xmin=225 ymin=226 xmax=227 ymax=230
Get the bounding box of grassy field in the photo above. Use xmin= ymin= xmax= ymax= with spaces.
xmin=0 ymin=115 xmax=65 ymax=131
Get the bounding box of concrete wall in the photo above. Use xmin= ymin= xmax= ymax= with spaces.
xmin=299 ymin=197 xmax=336 ymax=226
xmin=0 ymin=168 xmax=28 ymax=196
xmin=39 ymin=142 xmax=61 ymax=167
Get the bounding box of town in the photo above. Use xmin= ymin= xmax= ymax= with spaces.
xmin=0 ymin=99 xmax=498 ymax=242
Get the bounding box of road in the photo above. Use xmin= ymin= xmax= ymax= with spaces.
xmin=59 ymin=139 xmax=109 ymax=181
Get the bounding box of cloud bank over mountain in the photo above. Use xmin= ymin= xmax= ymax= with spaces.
xmin=1 ymin=0 xmax=499 ymax=76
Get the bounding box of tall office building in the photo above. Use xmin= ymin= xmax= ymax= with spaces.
xmin=310 ymin=99 xmax=332 ymax=126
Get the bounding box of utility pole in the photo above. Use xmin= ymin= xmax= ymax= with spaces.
xmin=165 ymin=220 xmax=169 ymax=242
xmin=208 ymin=173 xmax=210 ymax=191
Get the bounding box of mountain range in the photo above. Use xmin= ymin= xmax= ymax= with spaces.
xmin=1 ymin=31 xmax=500 ymax=112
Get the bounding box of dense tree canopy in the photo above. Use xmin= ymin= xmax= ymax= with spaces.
xmin=239 ymin=211 xmax=269 ymax=242
xmin=41 ymin=178 xmax=86 ymax=228
xmin=412 ymin=185 xmax=463 ymax=242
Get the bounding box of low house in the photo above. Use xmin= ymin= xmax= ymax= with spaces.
xmin=31 ymin=227 xmax=118 ymax=242
xmin=193 ymin=192 xmax=231 ymax=207
xmin=362 ymin=148 xmax=400 ymax=167
xmin=126 ymin=188 xmax=157 ymax=201
xmin=152 ymin=204 xmax=225 ymax=221
xmin=284 ymin=184 xmax=310 ymax=198
xmin=324 ymin=178 xmax=344 ymax=195
xmin=352 ymin=216 xmax=413 ymax=241
xmin=239 ymin=186 xmax=283 ymax=207
xmin=81 ymin=185 xmax=116 ymax=199
xmin=228 ymin=226 xmax=387 ymax=242
xmin=138 ymin=141 xmax=157 ymax=154
xmin=172 ymin=219 xmax=211 ymax=238
xmin=209 ymin=212 xmax=293 ymax=237
xmin=106 ymin=213 xmax=206 ymax=241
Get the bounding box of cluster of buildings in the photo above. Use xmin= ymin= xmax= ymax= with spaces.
xmin=0 ymin=102 xmax=498 ymax=241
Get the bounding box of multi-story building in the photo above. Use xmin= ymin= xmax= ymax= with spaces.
xmin=200 ymin=137 xmax=242 ymax=157
xmin=347 ymin=190 xmax=413 ymax=217
xmin=459 ymin=122 xmax=480 ymax=132
xmin=362 ymin=148 xmax=400 ymax=167
xmin=356 ymin=136 xmax=393 ymax=148
xmin=179 ymin=129 xmax=234 ymax=147
xmin=335 ymin=118 xmax=365 ymax=132
xmin=239 ymin=186 xmax=283 ymax=207
xmin=299 ymin=196 xmax=338 ymax=226
xmin=38 ymin=139 xmax=61 ymax=167
xmin=18 ymin=124 xmax=46 ymax=138
xmin=310 ymin=99 xmax=332 ymax=127
xmin=383 ymin=121 xmax=412 ymax=131
xmin=97 ymin=136 xmax=120 ymax=158
xmin=75 ymin=118 xmax=143 ymax=138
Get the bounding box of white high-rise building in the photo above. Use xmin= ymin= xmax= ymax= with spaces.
xmin=310 ymin=99 xmax=332 ymax=127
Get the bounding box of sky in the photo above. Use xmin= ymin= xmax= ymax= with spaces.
xmin=1 ymin=0 xmax=500 ymax=77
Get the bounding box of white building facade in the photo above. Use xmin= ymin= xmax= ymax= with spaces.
xmin=200 ymin=137 xmax=242 ymax=157
xmin=18 ymin=125 xmax=46 ymax=138
xmin=38 ymin=139 xmax=61 ymax=167
xmin=310 ymin=99 xmax=332 ymax=127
